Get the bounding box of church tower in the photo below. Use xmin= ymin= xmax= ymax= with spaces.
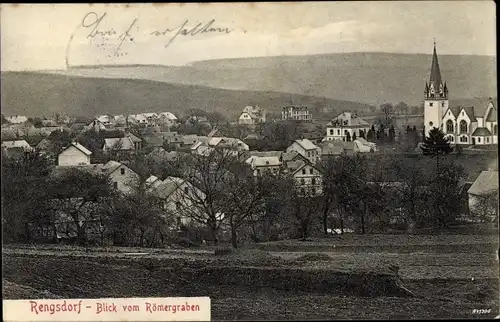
xmin=424 ymin=42 xmax=449 ymax=136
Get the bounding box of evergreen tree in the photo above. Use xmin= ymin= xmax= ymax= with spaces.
xmin=367 ymin=129 xmax=374 ymax=141
xmin=420 ymin=128 xmax=453 ymax=173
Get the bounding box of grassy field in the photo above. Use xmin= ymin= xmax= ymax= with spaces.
xmin=3 ymin=234 xmax=499 ymax=320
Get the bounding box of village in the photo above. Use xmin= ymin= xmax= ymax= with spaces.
xmin=1 ymin=47 xmax=498 ymax=246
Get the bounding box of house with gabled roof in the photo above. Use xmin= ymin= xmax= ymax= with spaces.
xmin=292 ymin=162 xmax=323 ymax=196
xmin=238 ymin=105 xmax=266 ymax=125
xmin=103 ymin=136 xmax=135 ymax=152
xmin=467 ymin=170 xmax=498 ymax=221
xmin=5 ymin=115 xmax=28 ymax=124
xmin=286 ymin=138 xmax=321 ymax=164
xmin=57 ymin=142 xmax=92 ymax=166
xmin=101 ymin=160 xmax=140 ymax=194
xmin=245 ymin=155 xmax=282 ymax=176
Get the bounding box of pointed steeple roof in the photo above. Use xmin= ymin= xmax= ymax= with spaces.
xmin=429 ymin=42 xmax=443 ymax=88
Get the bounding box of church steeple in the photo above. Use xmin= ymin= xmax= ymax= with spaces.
xmin=425 ymin=41 xmax=447 ymax=99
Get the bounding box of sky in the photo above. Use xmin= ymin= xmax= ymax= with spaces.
xmin=1 ymin=2 xmax=496 ymax=71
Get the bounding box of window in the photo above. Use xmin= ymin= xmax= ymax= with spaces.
xmin=446 ymin=120 xmax=454 ymax=133
xmin=184 ymin=187 xmax=189 ymax=194
xmin=494 ymin=125 xmax=497 ymax=135
xmin=459 ymin=120 xmax=468 ymax=134
xmin=429 ymin=121 xmax=433 ymax=127
xmin=429 ymin=103 xmax=433 ymax=107
xmin=120 ymin=168 xmax=125 ymax=175
xmin=330 ymin=129 xmax=333 ymax=135
xmin=478 ymin=137 xmax=481 ymax=143
xmin=302 ymin=169 xmax=306 ymax=175
xmin=442 ymin=102 xmax=445 ymax=107
xmin=310 ymin=168 xmax=313 ymax=174
xmin=486 ymin=137 xmax=489 ymax=143
xmin=300 ymin=178 xmax=305 ymax=185
xmin=312 ymin=178 xmax=316 ymax=185
xmin=337 ymin=130 xmax=340 ymax=135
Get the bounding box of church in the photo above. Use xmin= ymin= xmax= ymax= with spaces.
xmin=423 ymin=43 xmax=497 ymax=145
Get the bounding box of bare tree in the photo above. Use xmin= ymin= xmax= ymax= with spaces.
xmin=379 ymin=102 xmax=395 ymax=127
xmin=471 ymin=189 xmax=499 ymax=223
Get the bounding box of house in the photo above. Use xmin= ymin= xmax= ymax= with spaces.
xmin=209 ymin=137 xmax=250 ymax=156
xmin=191 ymin=141 xmax=214 ymax=156
xmin=158 ymin=112 xmax=178 ymax=125
xmin=113 ymin=115 xmax=127 ymax=126
xmin=301 ymin=131 xmax=324 ymax=144
xmin=325 ymin=112 xmax=371 ymax=142
xmin=1 ymin=139 xmax=33 ymax=151
xmin=353 ymin=138 xmax=378 ymax=153
xmin=96 ymin=115 xmax=114 ymax=127
xmin=282 ymin=106 xmax=312 ymax=121
xmin=103 ymin=137 xmax=135 ymax=153
xmin=286 ymin=139 xmax=321 ymax=164
xmin=238 ymin=105 xmax=266 ymax=125
xmin=150 ymin=176 xmax=206 ymax=227
xmin=318 ymin=141 xmax=345 ymax=159
xmin=424 ymin=43 xmax=498 ymax=145
xmin=5 ymin=115 xmax=28 ymax=124
xmin=467 ymin=170 xmax=499 ymax=221
xmin=245 ymin=155 xmax=282 ymax=176
xmin=145 ymin=175 xmax=164 ymax=192
xmin=57 ymin=142 xmax=92 ymax=166
xmin=127 ymin=114 xmax=148 ymax=127
xmin=84 ymin=118 xmax=107 ymax=132
xmin=292 ymin=162 xmax=323 ymax=196
xmin=101 ymin=160 xmax=140 ymax=194
xmin=126 ymin=132 xmax=143 ymax=150
xmin=141 ymin=113 xmax=159 ymax=126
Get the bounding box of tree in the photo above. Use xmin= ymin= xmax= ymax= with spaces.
xmin=1 ymin=150 xmax=54 ymax=242
xmin=425 ymin=161 xmax=466 ymax=228
xmin=379 ymin=103 xmax=395 ymax=127
xmin=471 ymin=189 xmax=499 ymax=223
xmin=420 ymin=128 xmax=453 ymax=173
xmin=289 ymin=187 xmax=322 ymax=240
xmin=223 ymin=161 xmax=277 ymax=248
xmin=178 ymin=150 xmax=237 ymax=244
xmin=46 ymin=168 xmax=115 ymax=245
xmin=367 ymin=128 xmax=374 ymax=141
xmin=388 ymin=125 xmax=396 ymax=142
xmin=395 ymin=101 xmax=409 ymax=116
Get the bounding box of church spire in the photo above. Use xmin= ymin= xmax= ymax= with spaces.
xmin=429 ymin=42 xmax=443 ymax=91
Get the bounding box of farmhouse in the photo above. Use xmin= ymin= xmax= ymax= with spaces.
xmin=467 ymin=170 xmax=499 ymax=221
xmin=292 ymin=162 xmax=323 ymax=196
xmin=286 ymin=139 xmax=321 ymax=164
xmin=57 ymin=142 xmax=92 ymax=166
xmin=246 ymin=155 xmax=282 ymax=176
xmin=101 ymin=160 xmax=140 ymax=194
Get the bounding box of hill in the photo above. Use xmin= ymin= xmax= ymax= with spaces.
xmin=46 ymin=52 xmax=496 ymax=107
xmin=0 ymin=72 xmax=374 ymax=119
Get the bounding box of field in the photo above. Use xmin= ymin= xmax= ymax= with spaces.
xmin=3 ymin=233 xmax=499 ymax=320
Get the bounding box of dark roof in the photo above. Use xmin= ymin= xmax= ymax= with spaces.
xmin=446 ymin=106 xmax=462 ymax=118
xmin=472 ymin=127 xmax=492 ymax=136
xmin=451 ymin=98 xmax=497 ymax=118
xmin=461 ymin=107 xmax=477 ymax=122
xmin=429 ymin=43 xmax=443 ymax=89
xmin=486 ymin=106 xmax=497 ymax=122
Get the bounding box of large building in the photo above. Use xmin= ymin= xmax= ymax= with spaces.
xmin=282 ymin=106 xmax=312 ymax=122
xmin=324 ymin=112 xmax=371 ymax=142
xmin=424 ymin=43 xmax=497 ymax=145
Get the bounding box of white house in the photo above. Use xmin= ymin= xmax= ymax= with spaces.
xmin=325 ymin=112 xmax=371 ymax=142
xmin=467 ymin=170 xmax=498 ymax=221
xmin=424 ymin=43 xmax=497 ymax=145
xmin=5 ymin=115 xmax=28 ymax=124
xmin=57 ymin=142 xmax=92 ymax=166
xmin=84 ymin=119 xmax=107 ymax=132
xmin=282 ymin=106 xmax=312 ymax=121
xmin=96 ymin=115 xmax=114 ymax=126
xmin=191 ymin=141 xmax=214 ymax=156
xmin=127 ymin=114 xmax=148 ymax=126
xmin=286 ymin=139 xmax=321 ymax=164
xmin=101 ymin=160 xmax=140 ymax=194
xmin=245 ymin=155 xmax=282 ymax=176
xmin=158 ymin=112 xmax=178 ymax=124
xmin=238 ymin=105 xmax=266 ymax=125
xmin=292 ymin=162 xmax=323 ymax=196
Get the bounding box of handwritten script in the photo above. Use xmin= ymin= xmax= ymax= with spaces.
xmin=81 ymin=12 xmax=234 ymax=58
